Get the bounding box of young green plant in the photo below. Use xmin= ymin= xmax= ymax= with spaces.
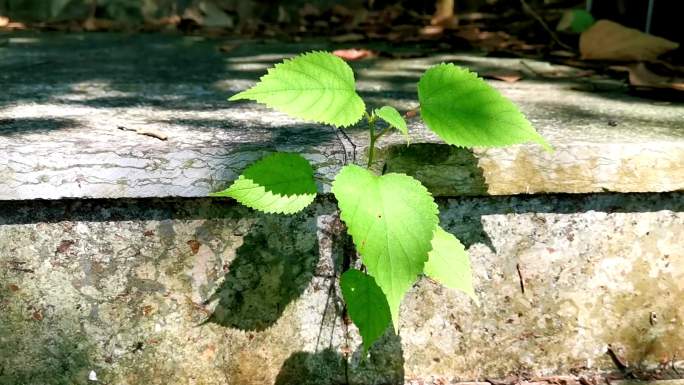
xmin=213 ymin=51 xmax=550 ymax=353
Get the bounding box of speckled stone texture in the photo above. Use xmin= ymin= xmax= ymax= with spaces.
xmin=1 ymin=194 xmax=682 ymax=385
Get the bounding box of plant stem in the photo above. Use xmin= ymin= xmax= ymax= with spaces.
xmin=366 ymin=113 xmax=377 ymax=168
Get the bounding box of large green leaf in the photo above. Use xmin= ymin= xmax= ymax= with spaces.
xmin=418 ymin=63 xmax=552 ymax=151
xmin=332 ymin=165 xmax=438 ymax=329
xmin=340 ymin=269 xmax=391 ymax=353
xmin=229 ymin=51 xmax=365 ymax=127
xmin=211 ymin=152 xmax=316 ymax=214
xmin=375 ymin=106 xmax=408 ymax=143
xmin=424 ymin=227 xmax=478 ymax=303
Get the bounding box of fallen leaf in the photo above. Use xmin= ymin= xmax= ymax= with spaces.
xmin=420 ymin=25 xmax=444 ymax=37
xmin=580 ymin=20 xmax=679 ymax=62
xmin=8 ymin=284 xmax=19 ymax=292
xmin=332 ymin=48 xmax=376 ymax=61
xmin=56 ymin=240 xmax=75 ymax=254
xmin=187 ymin=240 xmax=201 ymax=255
xmin=549 ymin=50 xmax=576 ymax=58
xmin=83 ymin=17 xmax=117 ymax=31
xmin=197 ymin=1 xmax=234 ymax=28
xmin=218 ymin=42 xmax=239 ymax=53
xmin=142 ymin=305 xmax=154 ymax=316
xmin=431 ymin=0 xmax=457 ymax=27
xmin=0 ymin=20 xmax=25 ymax=30
xmin=627 ymin=63 xmax=684 ymax=91
xmin=330 ymin=33 xmax=365 ymax=43
xmin=404 ymin=109 xmax=418 ymax=119
xmin=299 ymin=3 xmax=321 ymax=18
xmin=142 ymin=15 xmax=181 ymax=31
xmin=331 ymin=4 xmax=353 ymax=18
xmin=483 ymin=70 xmax=523 ymax=83
xmin=32 ymin=309 xmax=43 ymax=321
xmin=277 ymin=6 xmax=290 ymax=24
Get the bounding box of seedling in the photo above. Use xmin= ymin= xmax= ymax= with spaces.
xmin=213 ymin=51 xmax=550 ymax=353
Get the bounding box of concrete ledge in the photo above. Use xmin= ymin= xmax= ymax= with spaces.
xmin=1 ymin=193 xmax=682 ymax=384
xmin=1 ymin=32 xmax=682 ymax=200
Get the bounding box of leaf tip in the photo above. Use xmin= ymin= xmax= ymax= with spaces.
xmin=228 ymin=92 xmax=247 ymax=102
xmin=537 ymin=137 xmax=555 ymax=153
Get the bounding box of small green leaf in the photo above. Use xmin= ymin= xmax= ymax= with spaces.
xmin=340 ymin=269 xmax=391 ymax=353
xmin=557 ymin=9 xmax=595 ymax=33
xmin=229 ymin=51 xmax=365 ymax=127
xmin=424 ymin=227 xmax=478 ymax=304
xmin=211 ymin=152 xmax=316 ymax=214
xmin=375 ymin=106 xmax=409 ymax=143
xmin=418 ymin=63 xmax=552 ymax=151
xmin=332 ymin=165 xmax=438 ymax=329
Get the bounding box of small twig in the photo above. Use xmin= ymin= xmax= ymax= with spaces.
xmin=516 ymin=263 xmax=526 ymax=294
xmin=606 ymin=345 xmax=633 ymax=377
xmin=118 ymin=125 xmax=168 ymax=141
xmin=671 ymin=354 xmax=680 ymax=376
xmin=337 ymin=128 xmax=357 ymax=164
xmin=520 ymin=0 xmax=574 ymax=52
xmin=333 ymin=128 xmax=348 ymax=165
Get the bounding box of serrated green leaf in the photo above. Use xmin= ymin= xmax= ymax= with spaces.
xmin=375 ymin=106 xmax=409 ymax=143
xmin=229 ymin=51 xmax=365 ymax=127
xmin=424 ymin=227 xmax=478 ymax=304
xmin=418 ymin=63 xmax=552 ymax=151
xmin=340 ymin=269 xmax=391 ymax=353
xmin=211 ymin=152 xmax=316 ymax=214
xmin=332 ymin=164 xmax=438 ymax=329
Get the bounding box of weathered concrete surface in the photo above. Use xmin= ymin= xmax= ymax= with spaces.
xmin=1 ymin=194 xmax=682 ymax=384
xmin=1 ymin=32 xmax=683 ymax=200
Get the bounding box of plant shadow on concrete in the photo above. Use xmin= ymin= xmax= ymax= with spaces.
xmin=0 ymin=309 xmax=94 ymax=385
xmin=204 ymin=213 xmax=319 ymax=331
xmin=275 ymin=331 xmax=405 ymax=385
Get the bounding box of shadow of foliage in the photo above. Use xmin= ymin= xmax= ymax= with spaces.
xmin=383 ymin=143 xmax=489 ymax=196
xmin=205 ymin=213 xmax=319 ymax=331
xmin=0 ymin=311 xmax=94 ymax=385
xmin=275 ymin=330 xmax=405 ymax=385
xmin=274 ymin=348 xmax=346 ymax=385
xmin=0 ymin=117 xmax=81 ymax=136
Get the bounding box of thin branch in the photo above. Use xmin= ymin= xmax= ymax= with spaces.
xmin=516 ymin=263 xmax=526 ymax=294
xmin=520 ymin=0 xmax=574 ymax=52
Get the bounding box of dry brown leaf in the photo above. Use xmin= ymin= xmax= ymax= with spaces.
xmin=420 ymin=25 xmax=444 ymax=37
xmin=143 ymin=15 xmax=180 ymax=31
xmin=218 ymin=42 xmax=239 ymax=53
xmin=83 ymin=18 xmax=117 ymax=32
xmin=332 ymin=48 xmax=376 ymax=61
xmin=299 ymin=3 xmax=321 ymax=18
xmin=627 ymin=63 xmax=684 ymax=91
xmin=330 ymin=33 xmax=365 ymax=43
xmin=483 ymin=70 xmax=523 ymax=83
xmin=431 ymin=0 xmax=456 ymax=26
xmin=0 ymin=19 xmax=25 ymax=30
xmin=580 ymin=20 xmax=679 ymax=62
